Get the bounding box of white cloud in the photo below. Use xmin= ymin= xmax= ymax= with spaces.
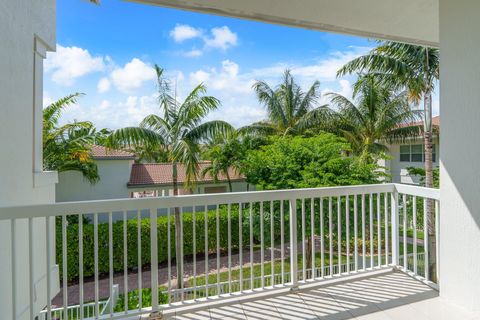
xmin=432 ymin=92 xmax=440 ymax=116
xmin=170 ymin=24 xmax=202 ymax=43
xmin=222 ymin=60 xmax=239 ymax=77
xmin=43 ymin=91 xmax=54 ymax=108
xmin=189 ymin=60 xmax=252 ymax=93
xmin=98 ymin=100 xmax=111 ymax=110
xmin=249 ymin=47 xmax=371 ymax=84
xmin=207 ymin=104 xmax=267 ymax=128
xmin=47 ymin=47 xmax=378 ymax=130
xmin=204 ymin=26 xmax=238 ymax=50
xmin=183 ymin=49 xmax=203 ymax=57
xmin=170 ymin=25 xmax=238 ymax=57
xmin=45 ymin=44 xmax=105 ymax=86
xmin=97 ymin=77 xmax=111 ymax=93
xmin=190 ymin=70 xmax=211 ymax=84
xmin=110 ymin=58 xmax=156 ymax=93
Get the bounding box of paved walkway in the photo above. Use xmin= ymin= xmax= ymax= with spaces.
xmin=53 ymin=236 xmax=407 ymax=307
xmin=52 ymin=243 xmax=295 ymax=306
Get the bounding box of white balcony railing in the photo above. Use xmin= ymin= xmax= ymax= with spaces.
xmin=0 ymin=183 xmax=439 ymax=319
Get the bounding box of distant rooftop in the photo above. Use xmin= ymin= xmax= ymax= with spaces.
xmin=128 ymin=162 xmax=244 ymax=187
xmin=90 ymin=145 xmax=135 ymax=160
xmin=399 ymin=115 xmax=440 ymax=128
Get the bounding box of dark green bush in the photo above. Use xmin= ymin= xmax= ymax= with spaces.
xmin=57 ymin=205 xmax=267 ymax=282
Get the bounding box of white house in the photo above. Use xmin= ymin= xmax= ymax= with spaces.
xmin=56 ymin=146 xmax=251 ymax=202
xmin=381 ymin=116 xmax=440 ymax=184
xmin=56 ymin=145 xmax=136 ymax=202
xmin=3 ymin=0 xmax=480 ymax=319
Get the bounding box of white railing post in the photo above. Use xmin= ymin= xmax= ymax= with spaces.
xmin=289 ymin=198 xmax=298 ymax=289
xmin=435 ymin=200 xmax=440 ymax=283
xmin=391 ymin=190 xmax=399 ymax=266
xmin=150 ymin=208 xmax=159 ymax=311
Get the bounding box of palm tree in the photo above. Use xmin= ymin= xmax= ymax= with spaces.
xmin=243 ymin=69 xmax=326 ymax=136
xmin=43 ymin=93 xmax=100 ymax=183
xmin=337 ymin=42 xmax=439 ymax=281
xmin=108 ymin=65 xmax=233 ymax=288
xmin=337 ymin=42 xmax=439 ymax=186
xmin=319 ymin=74 xmax=422 ymax=163
xmin=202 ymin=132 xmax=245 ymax=192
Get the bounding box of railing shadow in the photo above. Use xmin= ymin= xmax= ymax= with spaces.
xmin=174 ymin=271 xmax=438 ymax=320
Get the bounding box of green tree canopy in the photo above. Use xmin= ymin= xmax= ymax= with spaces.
xmin=43 ymin=93 xmax=100 ymax=184
xmin=202 ymin=131 xmax=268 ymax=191
xmin=243 ymin=134 xmax=380 ymax=190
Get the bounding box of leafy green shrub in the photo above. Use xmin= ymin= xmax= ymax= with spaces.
xmin=57 ymin=205 xmax=249 ymax=282
xmin=114 ymin=286 xmax=168 ymax=311
xmin=243 ymin=134 xmax=380 ymax=190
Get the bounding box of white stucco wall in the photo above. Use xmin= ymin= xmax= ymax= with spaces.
xmin=56 ymin=159 xmax=134 ymax=202
xmin=385 ymin=137 xmax=440 ymax=184
xmin=439 ymin=0 xmax=480 ymax=312
xmin=0 ymin=1 xmax=58 ymax=319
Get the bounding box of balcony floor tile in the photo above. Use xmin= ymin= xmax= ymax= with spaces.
xmin=164 ymin=271 xmax=477 ymax=320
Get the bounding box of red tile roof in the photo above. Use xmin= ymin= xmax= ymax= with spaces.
xmin=90 ymin=145 xmax=135 ymax=160
xmin=128 ymin=162 xmax=245 ymax=186
xmin=398 ymin=116 xmax=440 ymax=128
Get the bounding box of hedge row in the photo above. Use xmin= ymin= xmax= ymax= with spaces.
xmin=57 ymin=200 xmax=388 ymax=282
xmin=57 ymin=205 xmax=261 ymax=282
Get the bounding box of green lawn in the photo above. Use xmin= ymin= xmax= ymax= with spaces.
xmin=114 ymin=241 xmax=426 ymax=310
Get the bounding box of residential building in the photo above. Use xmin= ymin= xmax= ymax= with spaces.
xmin=381 ymin=116 xmax=440 ymax=184
xmin=2 ymin=1 xmax=480 ymax=319
xmin=56 ymin=145 xmax=136 ymax=202
xmin=127 ymin=162 xmax=251 ymax=197
xmin=56 ymin=146 xmax=251 ymax=202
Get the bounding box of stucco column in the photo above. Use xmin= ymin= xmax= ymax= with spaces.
xmin=439 ymin=0 xmax=480 ymax=312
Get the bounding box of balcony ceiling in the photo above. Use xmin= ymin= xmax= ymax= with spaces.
xmin=131 ymin=0 xmax=439 ymax=46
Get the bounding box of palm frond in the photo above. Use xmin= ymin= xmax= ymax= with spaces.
xmin=140 ymin=114 xmax=170 ymax=137
xmin=107 ymin=127 xmax=164 ymax=149
xmin=185 ymin=120 xmax=234 ymax=143
xmin=327 ymin=92 xmax=367 ymax=127
xmin=253 ymin=79 xmax=287 ymax=128
xmin=295 ymin=104 xmax=331 ymax=131
xmin=297 ymin=80 xmax=321 ymax=117
xmin=43 ymin=93 xmax=84 ymax=126
xmin=237 ymin=121 xmax=279 ymax=137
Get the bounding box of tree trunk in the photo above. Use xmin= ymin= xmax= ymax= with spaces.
xmin=305 ymin=236 xmax=313 ymax=278
xmin=423 ymin=91 xmax=437 ymax=283
xmin=172 ymin=162 xmax=184 ymax=290
xmin=226 ymin=171 xmax=233 ymax=192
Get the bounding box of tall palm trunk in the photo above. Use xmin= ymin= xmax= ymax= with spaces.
xmin=172 ymin=162 xmax=184 ymax=289
xmin=423 ymin=91 xmax=437 ymax=282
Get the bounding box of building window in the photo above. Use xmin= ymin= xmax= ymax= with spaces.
xmin=204 ymin=186 xmax=227 ymax=194
xmin=400 ymin=145 xmax=411 ymax=162
xmin=411 ymin=144 xmax=423 ymax=162
xmin=399 ymin=144 xmax=437 ymax=162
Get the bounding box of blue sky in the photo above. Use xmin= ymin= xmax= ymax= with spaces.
xmin=44 ymin=0 xmax=437 ymax=130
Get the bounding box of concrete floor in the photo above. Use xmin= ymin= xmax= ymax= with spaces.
xmin=164 ymin=271 xmax=478 ymax=320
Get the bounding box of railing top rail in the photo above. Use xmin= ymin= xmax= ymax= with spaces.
xmin=0 ymin=184 xmax=395 ymax=220
xmin=394 ymin=183 xmax=440 ymax=200
xmin=0 ymin=183 xmax=439 ymax=220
